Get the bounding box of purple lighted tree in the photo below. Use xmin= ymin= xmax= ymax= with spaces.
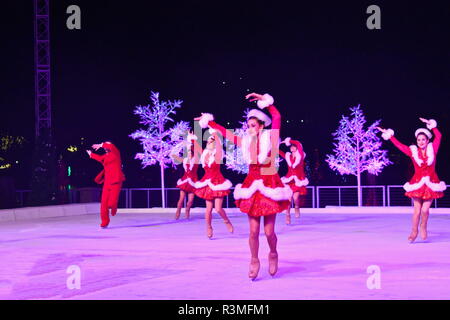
xmin=326 ymin=105 xmax=392 ymax=207
xmin=130 ymin=91 xmax=190 ymax=208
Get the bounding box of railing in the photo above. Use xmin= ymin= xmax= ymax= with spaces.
xmin=12 ymin=185 xmax=450 ymax=208
xmin=316 ymin=185 xmax=386 ymax=208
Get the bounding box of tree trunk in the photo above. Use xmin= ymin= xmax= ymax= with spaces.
xmin=357 ymin=170 xmax=362 ymax=207
xmin=160 ymin=164 xmax=166 ymax=208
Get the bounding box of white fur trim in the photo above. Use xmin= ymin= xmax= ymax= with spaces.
xmin=382 ymin=129 xmax=394 ymax=140
xmin=198 ymin=113 xmax=214 ymax=129
xmin=256 ymin=93 xmax=274 ymax=109
xmin=285 ymin=151 xmax=301 ymax=168
xmin=194 ymin=178 xmax=232 ymax=191
xmin=281 ymin=175 xmax=309 ymax=187
xmin=403 ymin=176 xmax=447 ymax=192
xmin=283 ymin=137 xmax=291 ymax=146
xmin=409 ymin=143 xmax=434 ymax=166
xmin=233 ymin=179 xmax=293 ymax=201
xmin=415 ymin=128 xmax=432 ymax=139
xmin=241 ymin=130 xmax=272 ymax=164
xmin=187 ymin=133 xmax=198 ymax=141
xmin=427 ymin=119 xmax=437 ymax=130
xmin=200 ymin=149 xmax=217 ymax=168
xmin=177 ymin=177 xmax=197 ymax=188
xmin=182 ymin=157 xmax=195 ymax=171
xmin=247 ymin=109 xmax=272 ymax=127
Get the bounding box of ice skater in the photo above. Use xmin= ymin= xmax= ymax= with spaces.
xmin=87 ymin=141 xmax=125 ymax=228
xmin=279 ymin=137 xmax=309 ymax=224
xmin=378 ymin=118 xmax=446 ymax=242
xmin=171 ymin=133 xmax=199 ymax=220
xmin=195 ymin=92 xmax=292 ymax=280
xmin=189 ymin=129 xmax=234 ymax=239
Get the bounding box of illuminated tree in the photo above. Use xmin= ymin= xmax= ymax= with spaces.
xmin=326 ymin=105 xmax=391 ymax=206
xmin=130 ymin=91 xmax=190 ymax=208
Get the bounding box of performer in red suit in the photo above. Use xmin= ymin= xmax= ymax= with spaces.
xmin=378 ymin=118 xmax=446 ymax=242
xmin=195 ymin=92 xmax=292 ymax=280
xmin=189 ymin=129 xmax=234 ymax=239
xmin=279 ymin=137 xmax=309 ymax=224
xmin=87 ymin=141 xmax=125 ymax=228
xmin=171 ymin=133 xmax=199 ymax=220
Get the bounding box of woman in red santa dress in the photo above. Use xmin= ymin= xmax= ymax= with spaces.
xmin=195 ymin=92 xmax=292 ymax=280
xmin=278 ymin=137 xmax=309 ymax=225
xmin=188 ymin=129 xmax=234 ymax=239
xmin=171 ymin=133 xmax=199 ymax=220
xmin=378 ymin=118 xmax=446 ymax=242
xmin=87 ymin=141 xmax=125 ymax=228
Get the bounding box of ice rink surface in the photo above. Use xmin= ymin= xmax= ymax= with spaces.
xmin=1 ymin=210 xmax=450 ymax=300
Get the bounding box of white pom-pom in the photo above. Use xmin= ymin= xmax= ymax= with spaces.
xmin=256 ymin=93 xmax=274 ymax=109
xmin=427 ymin=119 xmax=437 ymax=130
xmin=198 ymin=113 xmax=214 ymax=129
xmin=283 ymin=137 xmax=291 ymax=146
xmin=381 ymin=129 xmax=394 ymax=140
xmin=187 ymin=133 xmax=198 ymax=141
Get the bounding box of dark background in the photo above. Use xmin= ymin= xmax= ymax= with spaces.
xmin=1 ymin=0 xmax=449 ymax=191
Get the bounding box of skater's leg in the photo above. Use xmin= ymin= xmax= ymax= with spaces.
xmin=214 ymin=197 xmax=233 ymax=233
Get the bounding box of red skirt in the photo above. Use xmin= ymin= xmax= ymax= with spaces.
xmin=195 ymin=186 xmax=230 ymax=200
xmin=177 ymin=182 xmax=196 ymax=193
xmin=236 ymin=191 xmax=290 ymax=217
xmin=405 ymin=185 xmax=444 ymax=200
xmin=285 ymin=182 xmax=308 ymax=195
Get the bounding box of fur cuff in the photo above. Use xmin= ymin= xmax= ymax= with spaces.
xmin=427 ymin=119 xmax=437 ymax=130
xmin=257 ymin=93 xmax=274 ymax=109
xmin=283 ymin=137 xmax=291 ymax=146
xmin=382 ymin=129 xmax=394 ymax=140
xmin=198 ymin=113 xmax=214 ymax=129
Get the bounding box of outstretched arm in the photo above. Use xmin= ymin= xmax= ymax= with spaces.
xmin=377 ymin=127 xmax=411 ymax=156
xmin=194 ymin=113 xmax=242 ymax=147
xmin=420 ymin=118 xmax=442 ymax=153
xmin=87 ymin=150 xmax=105 ymax=163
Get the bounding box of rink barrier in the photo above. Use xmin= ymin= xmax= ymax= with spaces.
xmin=0 ymin=203 xmax=99 ymax=223
xmin=12 ymin=184 xmax=450 ymax=209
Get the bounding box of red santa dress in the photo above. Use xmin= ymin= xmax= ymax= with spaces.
xmin=382 ymin=120 xmax=446 ymax=200
xmin=279 ymin=138 xmax=309 ymax=195
xmin=198 ymin=94 xmax=292 ymax=216
xmin=193 ymin=131 xmax=232 ymax=200
xmin=176 ymin=157 xmax=199 ymax=194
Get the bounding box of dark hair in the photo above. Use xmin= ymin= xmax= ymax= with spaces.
xmin=247 ymin=116 xmax=265 ymax=126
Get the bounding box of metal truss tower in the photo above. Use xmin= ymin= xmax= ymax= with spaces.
xmin=34 ymin=0 xmax=51 ymax=139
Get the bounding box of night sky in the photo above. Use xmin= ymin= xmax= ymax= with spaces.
xmin=1 ymin=1 xmax=450 ymax=189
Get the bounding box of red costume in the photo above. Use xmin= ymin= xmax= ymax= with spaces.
xmin=191 ymin=131 xmax=232 ymax=200
xmin=279 ymin=138 xmax=309 ymax=195
xmin=383 ymin=120 xmax=446 ymax=200
xmin=199 ymin=94 xmax=292 ymax=216
xmin=176 ymin=157 xmax=199 ymax=194
xmin=90 ymin=142 xmax=125 ymax=227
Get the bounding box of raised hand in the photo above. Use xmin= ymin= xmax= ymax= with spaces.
xmin=419 ymin=117 xmax=430 ymax=124
xmin=86 ymin=150 xmax=92 ymax=157
xmin=194 ymin=114 xmax=204 ymax=121
xmin=376 ymin=127 xmax=387 ymax=134
xmin=245 ymin=92 xmax=264 ymax=102
xmin=91 ymin=143 xmax=102 ymax=151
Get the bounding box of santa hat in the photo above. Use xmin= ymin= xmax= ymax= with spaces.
xmin=246 ymin=109 xmax=272 ymax=127
xmin=415 ymin=128 xmax=432 ymax=139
